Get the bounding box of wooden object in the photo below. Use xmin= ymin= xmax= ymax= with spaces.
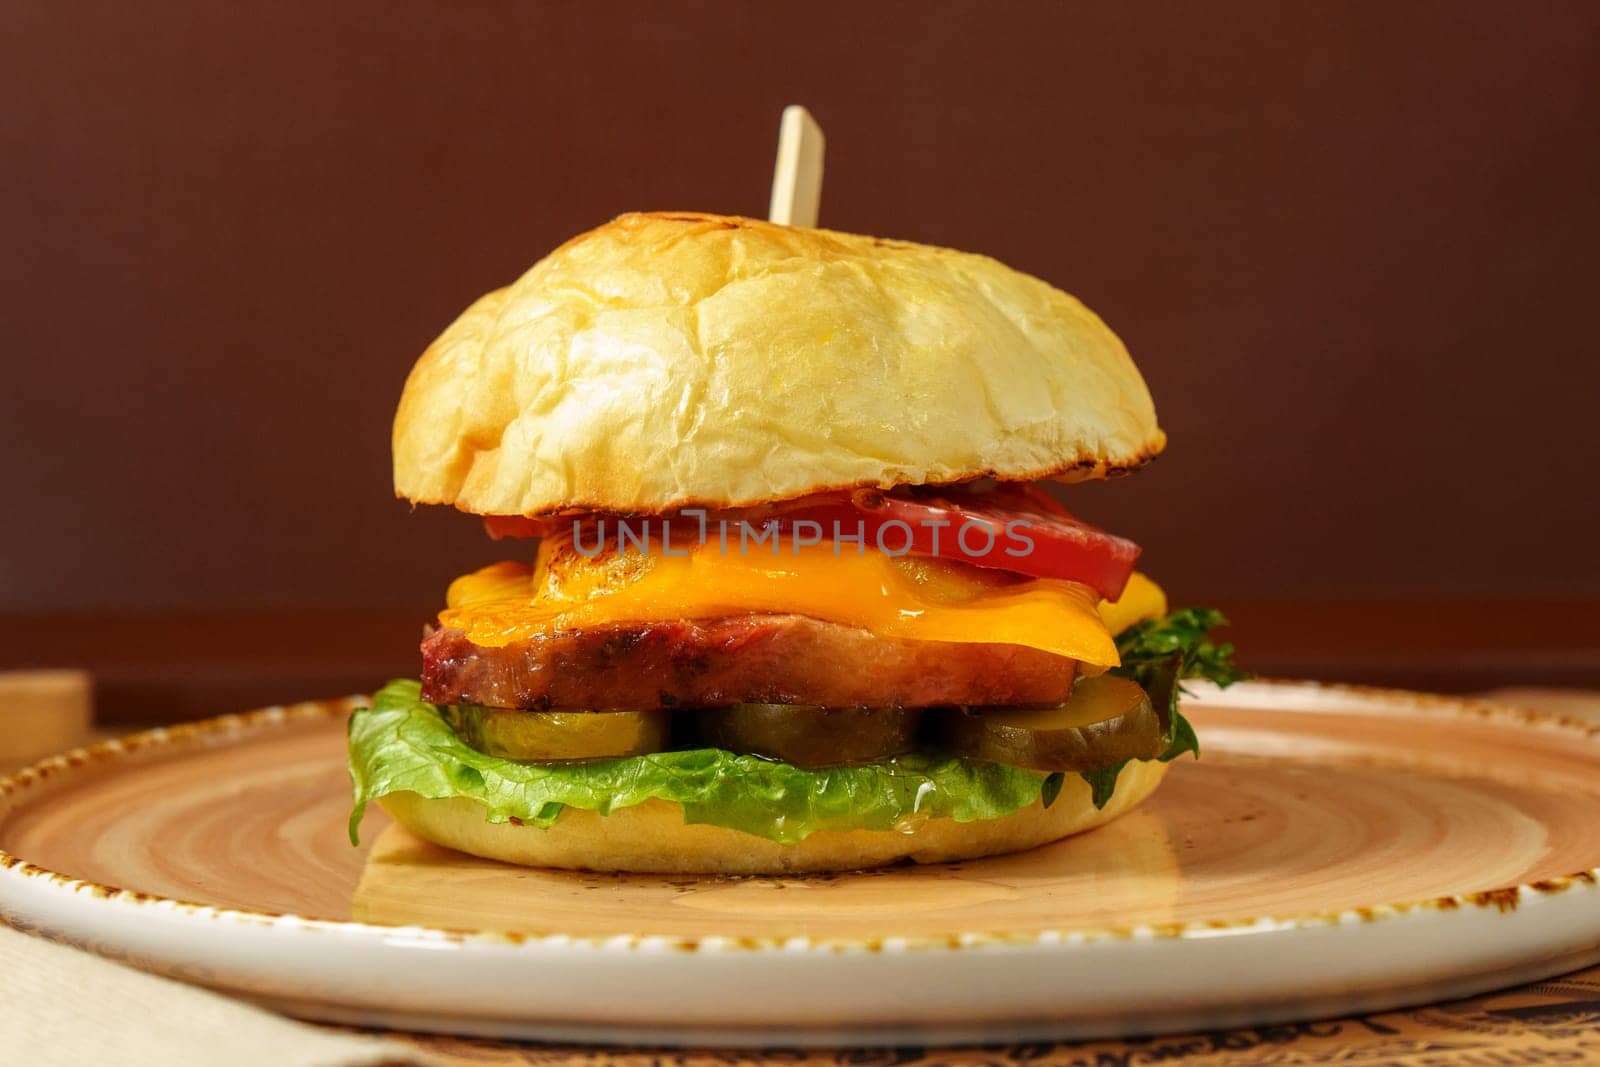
xmin=0 ymin=669 xmax=93 ymax=769
xmin=767 ymin=104 xmax=824 ymax=227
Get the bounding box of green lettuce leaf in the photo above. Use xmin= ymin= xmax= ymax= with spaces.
xmin=1081 ymin=607 xmax=1247 ymax=805
xmin=349 ymin=680 xmax=1054 ymax=845
xmin=348 ymin=608 xmax=1244 ymax=841
xmin=1114 ymin=607 xmax=1249 ymax=698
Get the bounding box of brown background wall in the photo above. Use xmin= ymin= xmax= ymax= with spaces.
xmin=3 ymin=2 xmax=1598 ymax=713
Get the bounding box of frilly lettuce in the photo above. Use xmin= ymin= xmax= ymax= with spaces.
xmin=349 ymin=680 xmax=1051 ymax=845
xmin=348 ymin=606 xmax=1240 ymax=846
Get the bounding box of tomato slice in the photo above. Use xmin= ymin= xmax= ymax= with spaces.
xmin=482 ymin=484 xmax=1140 ymax=599
xmin=773 ymin=485 xmax=1139 ymax=599
xmin=484 ymin=514 xmax=547 ymax=540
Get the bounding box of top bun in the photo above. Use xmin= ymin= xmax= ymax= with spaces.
xmin=393 ymin=212 xmax=1164 ymax=516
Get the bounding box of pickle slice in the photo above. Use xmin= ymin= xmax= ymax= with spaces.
xmin=698 ymin=704 xmax=922 ymax=768
xmin=442 ymin=704 xmax=669 ymax=761
xmin=937 ymin=674 xmax=1162 ymax=772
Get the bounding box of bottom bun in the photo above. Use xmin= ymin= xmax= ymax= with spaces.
xmin=377 ymin=759 xmax=1169 ymax=874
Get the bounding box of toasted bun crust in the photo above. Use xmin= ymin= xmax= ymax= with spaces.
xmin=393 ymin=212 xmax=1165 ymax=517
xmin=376 ymin=759 xmax=1168 ymax=874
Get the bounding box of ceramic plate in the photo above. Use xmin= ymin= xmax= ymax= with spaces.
xmin=2 ymin=681 xmax=1599 ymax=1046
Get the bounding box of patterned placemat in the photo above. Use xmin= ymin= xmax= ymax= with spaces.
xmin=381 ymin=962 xmax=1600 ymax=1065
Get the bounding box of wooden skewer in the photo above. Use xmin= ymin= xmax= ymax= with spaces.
xmin=768 ymin=105 xmax=825 ymax=228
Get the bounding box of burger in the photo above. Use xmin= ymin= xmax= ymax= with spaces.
xmin=346 ymin=212 xmax=1243 ymax=874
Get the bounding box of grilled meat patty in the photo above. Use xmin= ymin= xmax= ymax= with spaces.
xmin=420 ymin=614 xmax=1077 ymax=711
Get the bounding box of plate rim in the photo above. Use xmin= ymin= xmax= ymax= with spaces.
xmin=3 ymin=679 xmax=1599 ymax=954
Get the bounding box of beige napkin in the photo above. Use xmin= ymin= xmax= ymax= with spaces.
xmin=0 ymin=921 xmax=438 ymax=1067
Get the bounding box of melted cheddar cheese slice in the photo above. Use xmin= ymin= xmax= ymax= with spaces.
xmin=1100 ymin=571 xmax=1167 ymax=637
xmin=440 ymin=533 xmax=1168 ymax=668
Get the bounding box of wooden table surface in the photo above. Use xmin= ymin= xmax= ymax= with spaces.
xmin=3 ymin=599 xmax=1598 ymax=725
xmin=4 ymin=656 xmax=1600 ymax=1064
